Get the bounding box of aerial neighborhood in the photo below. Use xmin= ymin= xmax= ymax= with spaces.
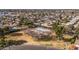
xmin=0 ymin=9 xmax=79 ymax=50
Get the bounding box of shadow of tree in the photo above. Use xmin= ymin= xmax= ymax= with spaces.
xmin=0 ymin=39 xmax=27 ymax=49
xmin=7 ymin=40 xmax=27 ymax=46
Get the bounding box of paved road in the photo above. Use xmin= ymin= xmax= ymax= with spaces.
xmin=3 ymin=44 xmax=59 ymax=50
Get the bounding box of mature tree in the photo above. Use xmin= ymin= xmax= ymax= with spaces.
xmin=52 ymin=20 xmax=65 ymax=40
xmin=0 ymin=28 xmax=7 ymax=48
xmin=19 ymin=17 xmax=34 ymax=28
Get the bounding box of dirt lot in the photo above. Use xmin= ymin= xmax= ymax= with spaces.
xmin=5 ymin=30 xmax=78 ymax=50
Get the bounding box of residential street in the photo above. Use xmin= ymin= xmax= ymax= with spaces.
xmin=3 ymin=44 xmax=59 ymax=50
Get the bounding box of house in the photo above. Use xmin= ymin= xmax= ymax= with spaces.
xmin=66 ymin=16 xmax=79 ymax=26
xmin=26 ymin=27 xmax=52 ymax=40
